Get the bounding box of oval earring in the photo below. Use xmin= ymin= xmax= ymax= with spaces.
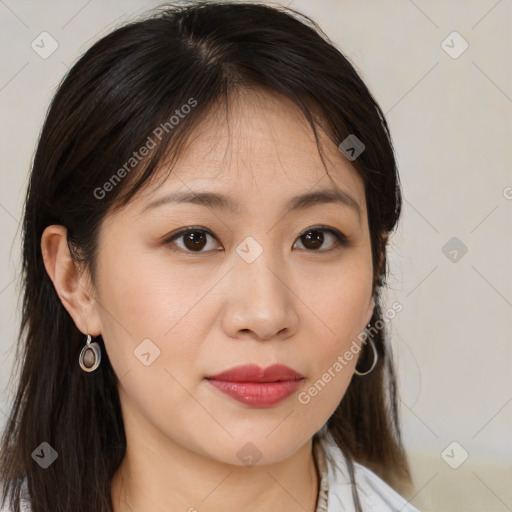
xmin=79 ymin=334 xmax=102 ymax=372
xmin=354 ymin=336 xmax=378 ymax=377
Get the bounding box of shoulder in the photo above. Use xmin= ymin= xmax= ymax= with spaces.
xmin=0 ymin=498 xmax=31 ymax=512
xmin=0 ymin=478 xmax=32 ymax=512
xmin=317 ymin=430 xmax=420 ymax=512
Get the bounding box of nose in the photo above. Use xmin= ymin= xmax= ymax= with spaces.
xmin=220 ymin=243 xmax=299 ymax=342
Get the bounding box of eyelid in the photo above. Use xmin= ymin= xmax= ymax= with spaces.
xmin=164 ymin=225 xmax=215 ymax=241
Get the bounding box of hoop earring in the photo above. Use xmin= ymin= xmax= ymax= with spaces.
xmin=79 ymin=334 xmax=101 ymax=372
xmin=354 ymin=336 xmax=378 ymax=377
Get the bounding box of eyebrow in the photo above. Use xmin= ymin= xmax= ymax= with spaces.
xmin=141 ymin=188 xmax=361 ymax=222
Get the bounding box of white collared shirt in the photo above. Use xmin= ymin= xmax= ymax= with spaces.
xmin=314 ymin=429 xmax=420 ymax=512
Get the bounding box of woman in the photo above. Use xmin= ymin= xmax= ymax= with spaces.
xmin=0 ymin=2 xmax=420 ymax=511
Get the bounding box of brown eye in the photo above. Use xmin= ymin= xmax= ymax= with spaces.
xmin=165 ymin=225 xmax=348 ymax=255
xmin=182 ymin=231 xmax=208 ymax=251
xmin=166 ymin=227 xmax=221 ymax=253
xmin=294 ymin=227 xmax=347 ymax=252
xmin=300 ymin=230 xmax=324 ymax=250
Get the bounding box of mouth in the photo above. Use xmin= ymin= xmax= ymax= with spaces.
xmin=205 ymin=364 xmax=304 ymax=407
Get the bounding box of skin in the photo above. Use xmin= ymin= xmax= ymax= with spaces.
xmin=41 ymin=88 xmax=375 ymax=512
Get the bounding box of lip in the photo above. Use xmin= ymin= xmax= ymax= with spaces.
xmin=206 ymin=364 xmax=304 ymax=407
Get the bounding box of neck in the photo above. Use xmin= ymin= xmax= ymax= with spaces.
xmin=111 ymin=433 xmax=320 ymax=512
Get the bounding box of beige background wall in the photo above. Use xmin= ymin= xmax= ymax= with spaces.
xmin=1 ymin=1 xmax=510 ymax=510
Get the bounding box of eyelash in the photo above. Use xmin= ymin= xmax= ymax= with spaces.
xmin=164 ymin=225 xmax=349 ymax=255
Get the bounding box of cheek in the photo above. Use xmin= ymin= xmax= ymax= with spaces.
xmin=93 ymin=242 xmax=210 ymax=378
xmin=297 ymin=253 xmax=372 ymax=393
xmin=91 ymin=242 xmax=177 ymax=378
xmin=96 ymin=241 xmax=203 ymax=335
xmin=94 ymin=245 xmax=207 ymax=416
xmin=301 ymin=253 xmax=373 ymax=337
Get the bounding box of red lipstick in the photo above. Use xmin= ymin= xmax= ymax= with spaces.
xmin=206 ymin=364 xmax=304 ymax=407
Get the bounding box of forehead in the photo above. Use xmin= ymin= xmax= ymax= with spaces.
xmin=136 ymin=88 xmax=366 ymax=213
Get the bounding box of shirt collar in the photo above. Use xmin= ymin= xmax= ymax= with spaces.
xmin=313 ymin=434 xmax=330 ymax=512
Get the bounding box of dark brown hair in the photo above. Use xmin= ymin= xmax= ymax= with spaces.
xmin=0 ymin=2 xmax=412 ymax=511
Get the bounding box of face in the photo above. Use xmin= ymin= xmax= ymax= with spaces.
xmin=89 ymin=89 xmax=374 ymax=466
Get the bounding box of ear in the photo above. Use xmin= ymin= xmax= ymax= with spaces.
xmin=364 ymin=295 xmax=375 ymax=327
xmin=368 ymin=231 xmax=388 ymax=318
xmin=378 ymin=231 xmax=388 ymax=277
xmin=40 ymin=225 xmax=102 ymax=336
